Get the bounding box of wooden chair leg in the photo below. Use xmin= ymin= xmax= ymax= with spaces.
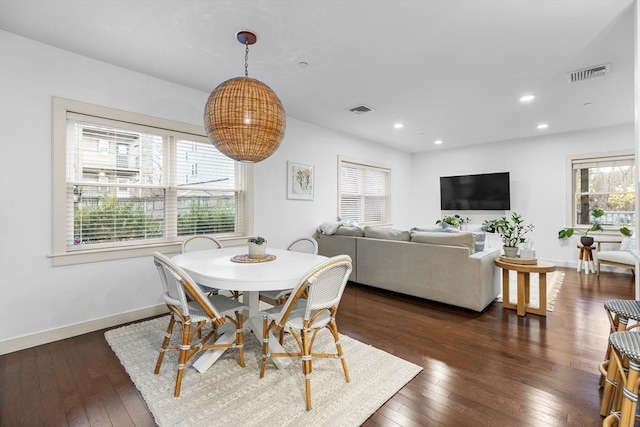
xmin=174 ymin=321 xmax=191 ymax=397
xmin=327 ymin=320 xmax=350 ymax=382
xmin=260 ymin=316 xmax=269 ymax=378
xmin=302 ymin=328 xmax=313 ymax=411
xmin=235 ymin=312 xmax=245 ymax=367
xmin=155 ymin=316 xmax=175 ymax=374
xmin=620 ymin=360 xmax=640 ymax=427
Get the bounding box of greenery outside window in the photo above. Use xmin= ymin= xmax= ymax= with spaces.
xmin=569 ymin=151 xmax=635 ymax=230
xmin=338 ymin=156 xmax=390 ymax=225
xmin=52 ymin=98 xmax=251 ymax=265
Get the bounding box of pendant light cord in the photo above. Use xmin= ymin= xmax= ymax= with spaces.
xmin=244 ymin=41 xmax=249 ymax=77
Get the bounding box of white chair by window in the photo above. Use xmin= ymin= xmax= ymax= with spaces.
xmin=597 ymin=234 xmax=637 ymax=277
xmin=181 ymin=236 xmax=241 ymax=299
xmin=181 ymin=235 xmax=223 ymax=253
xmin=259 ymin=237 xmax=319 ymax=305
xmin=152 ymin=252 xmax=249 ymax=397
xmin=259 ymin=254 xmax=352 ymax=411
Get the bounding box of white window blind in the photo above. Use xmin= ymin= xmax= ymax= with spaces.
xmin=64 ymin=112 xmax=245 ymax=251
xmin=339 ymin=158 xmax=390 ymax=225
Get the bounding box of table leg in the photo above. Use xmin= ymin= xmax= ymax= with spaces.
xmin=588 ymin=250 xmax=596 ymax=274
xmin=584 ymin=253 xmax=590 ymax=274
xmin=193 ymin=290 xmax=291 ymax=372
xmin=526 ymin=272 xmax=547 ymax=316
xmin=517 ymin=271 xmax=526 ymax=316
xmin=192 ymin=322 xmax=237 ymax=373
xmin=502 ymin=268 xmax=516 ymax=310
xmin=577 ymin=249 xmax=583 ymax=272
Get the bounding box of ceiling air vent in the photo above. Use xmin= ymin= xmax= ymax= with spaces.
xmin=567 ymin=64 xmax=610 ymax=82
xmin=347 ymin=104 xmax=375 ymax=114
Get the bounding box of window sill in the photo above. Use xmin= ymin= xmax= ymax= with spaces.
xmin=50 ymin=236 xmax=252 ymax=266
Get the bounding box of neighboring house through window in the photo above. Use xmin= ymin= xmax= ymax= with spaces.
xmin=52 ymin=97 xmax=251 ymax=265
xmin=338 ymin=156 xmax=391 ymax=225
xmin=568 ymin=151 xmax=635 ymax=230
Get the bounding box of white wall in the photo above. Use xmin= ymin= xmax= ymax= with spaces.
xmin=0 ymin=29 xmax=635 ymax=352
xmin=411 ymin=124 xmax=635 ymax=266
xmin=0 ymin=31 xmax=412 ymax=351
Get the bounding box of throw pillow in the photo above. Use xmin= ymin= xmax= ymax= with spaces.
xmin=334 ymin=226 xmax=365 ymax=237
xmin=472 ymin=231 xmax=486 ymax=252
xmin=410 ymin=226 xmax=447 ymax=233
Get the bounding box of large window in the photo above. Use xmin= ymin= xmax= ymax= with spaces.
xmin=52 ymin=98 xmax=251 ymax=265
xmin=338 ymin=157 xmax=390 ymax=225
xmin=569 ymin=151 xmax=635 ymax=229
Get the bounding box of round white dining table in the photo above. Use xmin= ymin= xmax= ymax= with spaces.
xmin=172 ymin=246 xmax=328 ymax=311
xmin=171 ymin=245 xmax=328 ymax=372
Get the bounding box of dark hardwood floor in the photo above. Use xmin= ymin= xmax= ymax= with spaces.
xmin=0 ymin=267 xmax=635 ymax=426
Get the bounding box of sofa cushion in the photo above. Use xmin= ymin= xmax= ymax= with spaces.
xmin=620 ymin=235 xmax=636 ymax=251
xmin=334 ymin=226 xmax=365 ymax=237
xmin=363 ymin=226 xmax=410 ymax=241
xmin=410 ymin=231 xmax=475 ymax=253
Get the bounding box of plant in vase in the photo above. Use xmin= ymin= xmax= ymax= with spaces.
xmin=247 ymin=236 xmax=267 ymax=259
xmin=557 ymin=208 xmax=604 ymax=247
xmin=436 ymin=214 xmax=470 ymax=229
xmin=496 ymin=212 xmax=534 ymax=258
xmin=481 ymin=219 xmax=500 ymax=233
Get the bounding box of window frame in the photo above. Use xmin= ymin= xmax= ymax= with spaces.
xmin=51 ymin=97 xmax=254 ymax=266
xmin=337 ymin=155 xmax=391 ymax=226
xmin=565 ymin=150 xmax=635 ymax=234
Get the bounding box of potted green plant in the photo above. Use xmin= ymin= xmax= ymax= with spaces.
xmin=436 ymin=214 xmax=470 ymax=229
xmin=248 ymin=236 xmax=267 ymax=259
xmin=482 ymin=219 xmax=500 ymax=233
xmin=496 ymin=212 xmax=534 ymax=258
xmin=557 ymin=208 xmax=604 ymax=247
xmin=620 ymin=226 xmax=632 ymax=237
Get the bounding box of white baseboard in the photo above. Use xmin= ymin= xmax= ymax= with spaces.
xmin=0 ymin=304 xmax=169 ymax=355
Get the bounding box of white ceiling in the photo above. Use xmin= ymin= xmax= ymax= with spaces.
xmin=0 ymin=0 xmax=635 ymax=153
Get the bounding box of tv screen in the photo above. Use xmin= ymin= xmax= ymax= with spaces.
xmin=440 ymin=172 xmax=510 ymax=210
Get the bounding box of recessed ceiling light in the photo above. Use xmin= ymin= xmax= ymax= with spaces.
xmin=298 ymin=61 xmax=309 ymax=68
xmin=394 ymin=123 xmax=404 ymax=129
xmin=434 ymin=140 xmax=443 ymax=145
xmin=520 ymin=94 xmax=535 ymax=102
xmin=537 ymin=123 xmax=549 ymax=129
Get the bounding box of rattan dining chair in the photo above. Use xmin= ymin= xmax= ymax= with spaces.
xmin=152 ymin=252 xmax=249 ymax=397
xmin=259 ymin=254 xmax=352 ymax=411
xmin=259 ymin=237 xmax=318 ymax=305
xmin=181 ymin=236 xmax=241 ymax=299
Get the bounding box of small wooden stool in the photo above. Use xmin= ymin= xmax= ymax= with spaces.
xmin=577 ymin=245 xmax=595 ymax=274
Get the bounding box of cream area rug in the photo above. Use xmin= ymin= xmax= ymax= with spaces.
xmin=497 ymin=270 xmax=565 ymax=312
xmin=105 ymin=316 xmax=422 ymax=427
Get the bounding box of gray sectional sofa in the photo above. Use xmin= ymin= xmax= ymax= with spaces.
xmin=316 ymin=225 xmax=501 ymax=312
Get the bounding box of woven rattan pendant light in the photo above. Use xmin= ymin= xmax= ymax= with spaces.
xmin=204 ymin=31 xmax=286 ymax=163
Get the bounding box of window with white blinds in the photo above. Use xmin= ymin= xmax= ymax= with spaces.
xmin=52 ymin=98 xmax=249 ymax=263
xmin=339 ymin=158 xmax=390 ymax=225
xmin=569 ymin=152 xmax=635 ymax=228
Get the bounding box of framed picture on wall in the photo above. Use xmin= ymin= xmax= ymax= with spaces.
xmin=287 ymin=161 xmax=314 ymax=200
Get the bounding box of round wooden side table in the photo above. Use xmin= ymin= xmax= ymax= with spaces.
xmin=577 ymin=245 xmax=595 ymax=274
xmin=494 ymin=258 xmax=556 ymax=316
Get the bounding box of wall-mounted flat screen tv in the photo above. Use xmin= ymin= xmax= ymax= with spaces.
xmin=440 ymin=172 xmax=510 ymax=210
